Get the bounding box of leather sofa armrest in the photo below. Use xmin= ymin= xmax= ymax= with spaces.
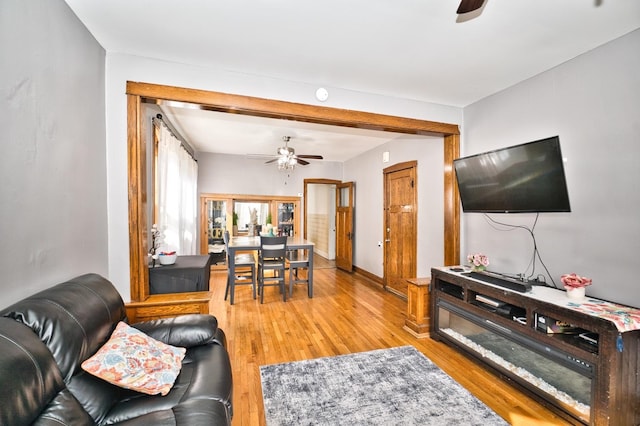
xmin=131 ymin=314 xmax=219 ymax=348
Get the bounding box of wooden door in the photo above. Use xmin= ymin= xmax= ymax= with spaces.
xmin=384 ymin=162 xmax=417 ymax=297
xmin=335 ymin=182 xmax=354 ymax=271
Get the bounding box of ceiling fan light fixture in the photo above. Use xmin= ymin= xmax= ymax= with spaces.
xmin=256 ymin=135 xmax=321 ymax=171
xmin=277 ymin=155 xmax=296 ymax=171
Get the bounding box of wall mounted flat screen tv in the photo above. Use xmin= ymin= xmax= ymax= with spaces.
xmin=454 ymin=136 xmax=571 ymax=213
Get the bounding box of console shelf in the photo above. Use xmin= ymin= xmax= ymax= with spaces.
xmin=430 ymin=267 xmax=640 ymax=425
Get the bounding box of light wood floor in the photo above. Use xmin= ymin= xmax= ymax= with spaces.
xmin=209 ymin=267 xmax=571 ymax=426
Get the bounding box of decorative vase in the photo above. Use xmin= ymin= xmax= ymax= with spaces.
xmin=472 ymin=265 xmax=486 ymax=272
xmin=565 ymin=286 xmax=586 ymax=301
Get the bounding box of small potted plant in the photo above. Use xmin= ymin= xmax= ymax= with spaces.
xmin=561 ymin=273 xmax=592 ymax=301
xmin=264 ymin=211 xmax=274 ymax=236
xmin=232 ymin=212 xmax=238 ymax=236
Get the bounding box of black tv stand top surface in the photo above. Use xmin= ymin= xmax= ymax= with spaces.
xmin=436 ymin=266 xmax=640 ymax=333
xmin=463 ymin=271 xmax=532 ymax=293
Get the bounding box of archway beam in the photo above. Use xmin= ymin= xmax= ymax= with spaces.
xmin=128 ymin=82 xmax=459 ymax=136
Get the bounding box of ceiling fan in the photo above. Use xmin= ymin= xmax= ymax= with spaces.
xmin=262 ymin=136 xmax=324 ymax=170
xmin=457 ymin=0 xmax=485 ymax=14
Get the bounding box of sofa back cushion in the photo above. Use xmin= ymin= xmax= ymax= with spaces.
xmin=1 ymin=273 xmax=127 ymax=381
xmin=0 ymin=318 xmax=93 ymax=425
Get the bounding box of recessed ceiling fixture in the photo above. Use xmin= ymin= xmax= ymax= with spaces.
xmin=315 ymin=87 xmax=329 ymax=102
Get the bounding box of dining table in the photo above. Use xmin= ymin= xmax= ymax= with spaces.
xmin=227 ymin=236 xmax=314 ymax=304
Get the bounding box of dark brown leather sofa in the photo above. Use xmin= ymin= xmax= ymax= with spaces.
xmin=0 ymin=273 xmax=232 ymax=425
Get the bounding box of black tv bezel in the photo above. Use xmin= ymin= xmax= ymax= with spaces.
xmin=454 ymin=136 xmax=571 ymax=214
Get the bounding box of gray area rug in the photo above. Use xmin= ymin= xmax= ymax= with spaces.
xmin=260 ymin=345 xmax=508 ymax=425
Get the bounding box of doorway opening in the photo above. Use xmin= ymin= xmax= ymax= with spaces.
xmin=304 ymin=180 xmax=337 ymax=261
xmin=127 ymin=82 xmax=460 ymax=302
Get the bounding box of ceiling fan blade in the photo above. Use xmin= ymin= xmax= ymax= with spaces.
xmin=296 ymin=155 xmax=324 ymax=160
xmin=265 ymin=158 xmax=279 ymax=164
xmin=457 ymin=0 xmax=485 ymax=14
xmin=296 ymin=158 xmax=310 ymax=166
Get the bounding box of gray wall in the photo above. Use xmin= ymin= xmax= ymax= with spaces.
xmin=0 ymin=0 xmax=108 ymax=307
xmin=197 ymin=153 xmax=343 ymax=196
xmin=462 ymin=29 xmax=640 ymax=308
xmin=344 ymin=134 xmax=444 ymax=278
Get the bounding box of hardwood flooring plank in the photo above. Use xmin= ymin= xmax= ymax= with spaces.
xmin=208 ymin=268 xmax=571 ymax=426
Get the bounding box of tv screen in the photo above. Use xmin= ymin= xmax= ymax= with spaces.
xmin=454 ymin=136 xmax=571 ymax=213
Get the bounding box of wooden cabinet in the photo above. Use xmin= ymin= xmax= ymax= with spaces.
xmin=430 ymin=267 xmax=640 ymax=425
xmin=204 ymin=199 xmax=227 ymax=242
xmin=200 ymin=196 xmax=228 ymax=269
xmin=200 ymin=194 xmax=301 ymax=257
xmin=274 ymin=200 xmax=298 ymax=237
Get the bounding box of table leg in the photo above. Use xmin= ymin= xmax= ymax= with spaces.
xmin=229 ymin=247 xmax=236 ymax=305
xmin=308 ymin=246 xmax=314 ymax=298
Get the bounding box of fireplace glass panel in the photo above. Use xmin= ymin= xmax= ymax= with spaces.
xmin=438 ymin=305 xmax=591 ymax=424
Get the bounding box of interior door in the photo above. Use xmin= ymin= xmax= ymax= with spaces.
xmin=384 ymin=162 xmax=417 ymax=297
xmin=335 ymin=182 xmax=354 ymax=271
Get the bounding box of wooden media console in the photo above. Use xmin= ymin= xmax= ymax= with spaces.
xmin=430 ymin=267 xmax=640 ymax=425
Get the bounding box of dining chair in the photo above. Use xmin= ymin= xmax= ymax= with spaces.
xmin=286 ymin=248 xmax=312 ymax=298
xmin=257 ymin=236 xmax=287 ymax=303
xmin=223 ymin=230 xmax=256 ymax=304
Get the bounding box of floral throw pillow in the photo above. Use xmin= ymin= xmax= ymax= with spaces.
xmin=81 ymin=321 xmax=186 ymax=396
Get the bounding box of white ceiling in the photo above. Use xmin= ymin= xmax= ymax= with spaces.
xmin=64 ymin=0 xmax=640 ymax=161
xmin=158 ymin=104 xmax=411 ymax=162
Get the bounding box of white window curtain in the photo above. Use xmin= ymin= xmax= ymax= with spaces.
xmin=155 ymin=122 xmax=198 ymax=255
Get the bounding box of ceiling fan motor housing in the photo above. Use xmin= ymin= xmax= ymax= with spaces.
xmin=278 ymin=146 xmax=294 ymax=156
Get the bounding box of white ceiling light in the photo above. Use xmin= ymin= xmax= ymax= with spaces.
xmin=315 ymin=87 xmax=329 ymax=102
xmin=277 ymin=153 xmax=297 ymax=171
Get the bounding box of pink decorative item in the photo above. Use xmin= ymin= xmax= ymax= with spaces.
xmin=560 ymin=273 xmax=592 ymax=288
xmin=467 ymin=253 xmax=489 ymax=271
xmin=561 ymin=273 xmax=592 ymax=301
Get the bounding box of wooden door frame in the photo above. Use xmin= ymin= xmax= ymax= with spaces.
xmin=127 ymin=81 xmax=460 ymax=302
xmin=303 ymin=178 xmax=341 ymax=240
xmin=383 ymin=161 xmax=418 ymax=289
